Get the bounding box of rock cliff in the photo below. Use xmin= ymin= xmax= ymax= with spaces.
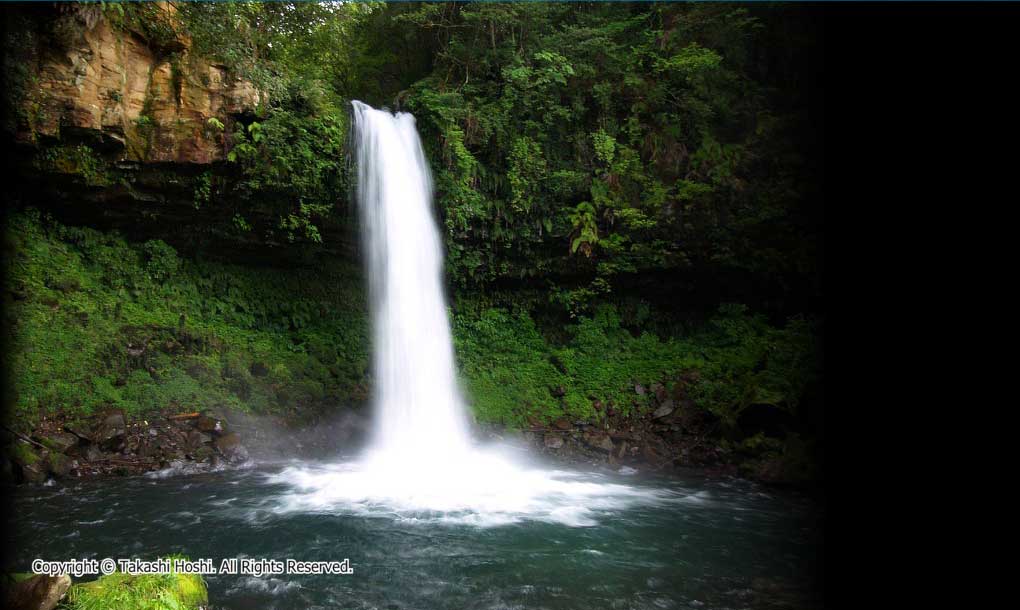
xmin=8 ymin=2 xmax=259 ymax=164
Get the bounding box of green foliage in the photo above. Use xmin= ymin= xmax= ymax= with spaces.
xmin=65 ymin=555 xmax=207 ymax=610
xmin=5 ymin=212 xmax=817 ymax=435
xmin=205 ymin=117 xmax=224 ymax=132
xmin=453 ymin=300 xmax=818 ymax=428
xmin=1 ymin=9 xmax=42 ymax=136
xmin=192 ymin=172 xmax=211 ymax=210
xmin=4 ymin=212 xmax=369 ymax=422
xmin=454 ymin=307 xmax=569 ymax=426
xmin=394 ymin=2 xmax=820 ymax=316
xmin=225 ymin=101 xmax=347 ymax=244
xmin=141 ymin=240 xmax=179 ymax=282
xmin=106 ymin=2 xmax=183 ymax=54
xmin=34 ymin=145 xmax=110 ymax=187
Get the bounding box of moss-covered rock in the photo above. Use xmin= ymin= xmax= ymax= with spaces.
xmin=65 ymin=565 xmax=207 ymax=610
xmin=9 ymin=442 xmax=48 ymax=484
xmin=45 ymin=452 xmax=72 ymax=478
xmin=9 ymin=441 xmax=39 ymax=466
xmin=38 ymin=432 xmax=79 ymax=454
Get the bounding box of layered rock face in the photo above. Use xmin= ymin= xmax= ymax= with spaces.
xmin=12 ymin=3 xmax=259 ymax=164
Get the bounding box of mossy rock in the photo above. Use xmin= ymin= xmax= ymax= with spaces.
xmin=8 ymin=443 xmax=47 ymax=484
xmin=65 ymin=568 xmax=207 ymax=610
xmin=39 ymin=432 xmax=78 ymax=453
xmin=46 ymin=452 xmax=71 ymax=477
xmin=9 ymin=442 xmax=40 ymax=466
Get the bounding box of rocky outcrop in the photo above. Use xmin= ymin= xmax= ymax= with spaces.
xmin=1 ymin=405 xmax=370 ymax=484
xmin=10 ymin=3 xmax=259 ymax=164
xmin=2 ymin=574 xmax=72 ymax=610
xmin=483 ymin=374 xmax=744 ymax=476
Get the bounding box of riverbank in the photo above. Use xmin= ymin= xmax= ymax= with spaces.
xmin=2 ymin=404 xmax=370 ymax=484
xmin=3 ymin=390 xmax=818 ymax=488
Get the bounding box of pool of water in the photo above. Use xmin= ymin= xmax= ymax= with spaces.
xmin=7 ymin=460 xmax=823 ymax=610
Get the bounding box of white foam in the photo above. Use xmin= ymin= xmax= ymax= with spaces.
xmin=263 ymin=447 xmax=669 ymax=528
xmin=226 ymin=576 xmax=301 ymax=596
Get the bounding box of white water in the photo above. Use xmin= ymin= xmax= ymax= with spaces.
xmin=352 ymin=100 xmax=472 ymax=463
xmin=267 ymin=101 xmax=668 ymax=526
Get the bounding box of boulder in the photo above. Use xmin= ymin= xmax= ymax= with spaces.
xmin=10 ymin=442 xmax=48 ymax=484
xmin=101 ymin=411 xmax=126 ymax=429
xmin=652 ymin=400 xmax=675 ymax=419
xmin=591 ymin=434 xmax=612 ymax=454
xmin=585 ymin=433 xmax=615 ymax=452
xmin=46 ymin=452 xmax=72 ymax=478
xmin=189 ymin=445 xmax=214 ymax=462
xmin=186 ymin=430 xmax=212 ymax=449
xmin=92 ymin=411 xmax=127 ymax=448
xmin=543 ymin=434 xmax=564 ymax=449
xmin=214 ymin=432 xmax=241 ymax=452
xmin=40 ymin=432 xmax=79 ymax=453
xmin=552 ymin=418 xmax=572 ymax=430
xmin=3 ymin=574 xmax=72 ymax=610
xmin=82 ymin=444 xmax=103 ymax=462
xmin=230 ymin=445 xmax=249 ymax=463
xmin=63 ymin=425 xmax=93 ymax=444
xmin=195 ymin=415 xmax=224 ymax=435
xmin=21 ymin=462 xmax=48 ymax=485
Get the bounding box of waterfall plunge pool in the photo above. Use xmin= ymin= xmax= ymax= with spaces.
xmin=9 ymin=460 xmax=822 ymax=609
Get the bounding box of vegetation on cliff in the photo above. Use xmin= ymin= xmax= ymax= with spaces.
xmin=4 ymin=210 xmax=370 ymax=425
xmin=5 ymin=211 xmax=819 ymax=468
xmin=3 ymin=2 xmax=825 ymax=478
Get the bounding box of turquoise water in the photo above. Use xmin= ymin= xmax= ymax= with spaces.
xmin=8 ymin=462 xmax=822 ymax=609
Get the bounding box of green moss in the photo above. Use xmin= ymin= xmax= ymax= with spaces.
xmin=38 ymin=437 xmax=65 ymax=452
xmin=34 ymin=145 xmax=111 ymax=187
xmin=43 ymin=452 xmax=70 ymax=476
xmin=9 ymin=442 xmax=40 ymax=466
xmin=65 ymin=558 xmax=207 ymax=610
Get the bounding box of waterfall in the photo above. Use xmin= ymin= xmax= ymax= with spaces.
xmin=351 ymin=100 xmax=471 ymax=464
xmin=267 ymin=102 xmax=664 ymax=527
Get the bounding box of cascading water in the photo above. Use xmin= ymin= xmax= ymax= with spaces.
xmin=352 ymin=100 xmax=472 ymax=464
xmin=266 ymin=101 xmax=667 ymax=526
